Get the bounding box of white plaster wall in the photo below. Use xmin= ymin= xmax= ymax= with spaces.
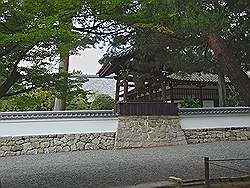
xmin=180 ymin=113 xmax=250 ymax=129
xmin=202 ymin=100 xmax=214 ymax=107
xmin=0 ymin=118 xmax=118 ymax=137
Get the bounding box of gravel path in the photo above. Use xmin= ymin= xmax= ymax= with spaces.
xmin=0 ymin=141 xmax=249 ymax=188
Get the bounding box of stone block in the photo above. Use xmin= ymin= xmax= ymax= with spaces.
xmin=27 ymin=149 xmax=38 ymax=155
xmin=10 ymin=145 xmax=23 ymax=152
xmin=70 ymin=144 xmax=77 ymax=151
xmin=40 ymin=141 xmax=50 ymax=148
xmin=85 ymin=143 xmax=97 ymax=150
xmin=76 ymin=142 xmax=85 ymax=150
xmin=1 ymin=146 xmax=11 ymax=151
xmin=62 ymin=146 xmax=70 ymax=152
xmin=55 ymin=146 xmax=63 ymax=152
xmin=115 ymin=116 xmax=187 ymax=149
xmin=23 ymin=143 xmax=33 ymax=151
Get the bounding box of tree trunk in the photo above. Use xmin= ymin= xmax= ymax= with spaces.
xmin=218 ymin=71 xmax=226 ymax=107
xmin=0 ymin=48 xmax=31 ymax=98
xmin=53 ymin=54 xmax=69 ymax=111
xmin=0 ymin=69 xmax=21 ymax=98
xmin=207 ymin=34 xmax=250 ymax=106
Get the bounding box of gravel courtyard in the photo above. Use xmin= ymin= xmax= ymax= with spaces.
xmin=0 ymin=141 xmax=249 ymax=188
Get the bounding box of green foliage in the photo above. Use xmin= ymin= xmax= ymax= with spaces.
xmin=179 ymin=97 xmax=202 ymax=108
xmin=0 ymin=88 xmax=55 ymax=111
xmin=90 ymin=94 xmax=114 ymax=110
xmin=0 ymin=92 xmax=114 ymax=111
xmin=0 ymin=0 xmax=132 ymax=99
xmin=0 ymin=0 xmax=87 ymax=56
xmin=0 ymin=0 xmax=99 ymax=98
xmin=226 ymin=86 xmax=241 ymax=107
xmin=66 ymin=96 xmax=90 ymax=110
xmin=66 ymin=88 xmax=91 ymax=110
xmin=0 ymin=87 xmax=92 ymax=111
xmin=97 ymin=0 xmax=250 ymax=104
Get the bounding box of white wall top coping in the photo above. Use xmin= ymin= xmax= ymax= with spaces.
xmin=179 ymin=107 xmax=250 ymax=116
xmin=1 ymin=107 xmax=249 ymax=121
xmin=0 ymin=110 xmax=117 ymax=121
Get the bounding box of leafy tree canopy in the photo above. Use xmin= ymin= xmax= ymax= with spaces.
xmin=99 ymin=0 xmax=250 ymax=104
xmin=102 ymin=0 xmax=249 ymax=70
xmin=1 ymin=0 xmax=250 ymax=105
xmin=0 ymin=87 xmax=91 ymax=111
xmin=90 ymin=94 xmax=114 ymax=110
xmin=0 ymin=0 xmax=113 ymax=99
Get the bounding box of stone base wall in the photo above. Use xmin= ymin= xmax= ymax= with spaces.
xmin=114 ymin=116 xmax=187 ymax=149
xmin=0 ymin=132 xmax=115 ymax=157
xmin=183 ymin=127 xmax=250 ymax=144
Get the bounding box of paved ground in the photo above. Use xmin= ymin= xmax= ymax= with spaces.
xmin=0 ymin=141 xmax=249 ymax=188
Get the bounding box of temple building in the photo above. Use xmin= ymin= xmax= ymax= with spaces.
xmin=97 ymin=54 xmax=230 ymax=108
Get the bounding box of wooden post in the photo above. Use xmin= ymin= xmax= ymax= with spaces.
xmin=124 ymin=79 xmax=128 ymax=102
xmin=114 ymin=78 xmax=120 ymax=112
xmin=161 ymin=81 xmax=167 ymax=102
xmin=170 ymin=82 xmax=174 ymax=103
xmin=204 ymin=157 xmax=210 ymax=188
xmin=218 ymin=71 xmax=226 ymax=107
xmin=199 ymin=86 xmax=203 ymax=107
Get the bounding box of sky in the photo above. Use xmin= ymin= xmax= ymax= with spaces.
xmin=69 ymin=48 xmax=104 ymax=75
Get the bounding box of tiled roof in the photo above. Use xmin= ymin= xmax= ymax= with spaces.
xmin=0 ymin=110 xmax=117 ymax=120
xmin=179 ymin=107 xmax=250 ymax=115
xmin=1 ymin=107 xmax=249 ymax=120
xmin=167 ymin=72 xmax=231 ymax=83
xmin=81 ymin=75 xmax=116 ymax=98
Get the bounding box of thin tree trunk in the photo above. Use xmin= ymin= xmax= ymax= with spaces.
xmin=0 ymin=48 xmax=31 ymax=98
xmin=0 ymin=67 xmax=21 ymax=98
xmin=207 ymin=34 xmax=250 ymax=106
xmin=53 ymin=54 xmax=69 ymax=111
xmin=218 ymin=71 xmax=226 ymax=107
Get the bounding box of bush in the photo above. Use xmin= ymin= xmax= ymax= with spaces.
xmin=179 ymin=97 xmax=202 ymax=108
xmin=66 ymin=96 xmax=90 ymax=110
xmin=0 ymin=88 xmax=55 ymax=111
xmin=90 ymin=94 xmax=114 ymax=110
xmin=225 ymin=86 xmax=241 ymax=107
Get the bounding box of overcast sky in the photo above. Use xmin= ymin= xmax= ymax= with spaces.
xmin=69 ymin=48 xmax=104 ymax=75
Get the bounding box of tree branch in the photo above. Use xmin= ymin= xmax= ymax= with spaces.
xmin=1 ymin=87 xmax=35 ymax=97
xmin=73 ymin=26 xmax=128 ymax=36
xmin=0 ymin=44 xmax=18 ymax=58
xmin=0 ymin=47 xmax=33 ymax=98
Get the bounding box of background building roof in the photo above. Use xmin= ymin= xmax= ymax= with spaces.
xmin=167 ymin=72 xmax=231 ymax=83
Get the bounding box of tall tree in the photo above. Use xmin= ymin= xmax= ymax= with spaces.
xmin=100 ymin=0 xmax=250 ymax=105
xmin=0 ymin=0 xmax=129 ymax=99
xmin=0 ymin=0 xmax=97 ymax=99
xmin=53 ymin=53 xmax=69 ymax=110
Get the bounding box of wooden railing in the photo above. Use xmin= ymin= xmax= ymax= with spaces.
xmin=117 ymin=102 xmax=178 ymax=116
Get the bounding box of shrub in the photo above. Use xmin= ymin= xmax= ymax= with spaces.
xmin=179 ymin=97 xmax=202 ymax=108
xmin=90 ymin=94 xmax=114 ymax=110
xmin=66 ymin=96 xmax=90 ymax=110
xmin=225 ymin=86 xmax=241 ymax=107
xmin=0 ymin=88 xmax=55 ymax=111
